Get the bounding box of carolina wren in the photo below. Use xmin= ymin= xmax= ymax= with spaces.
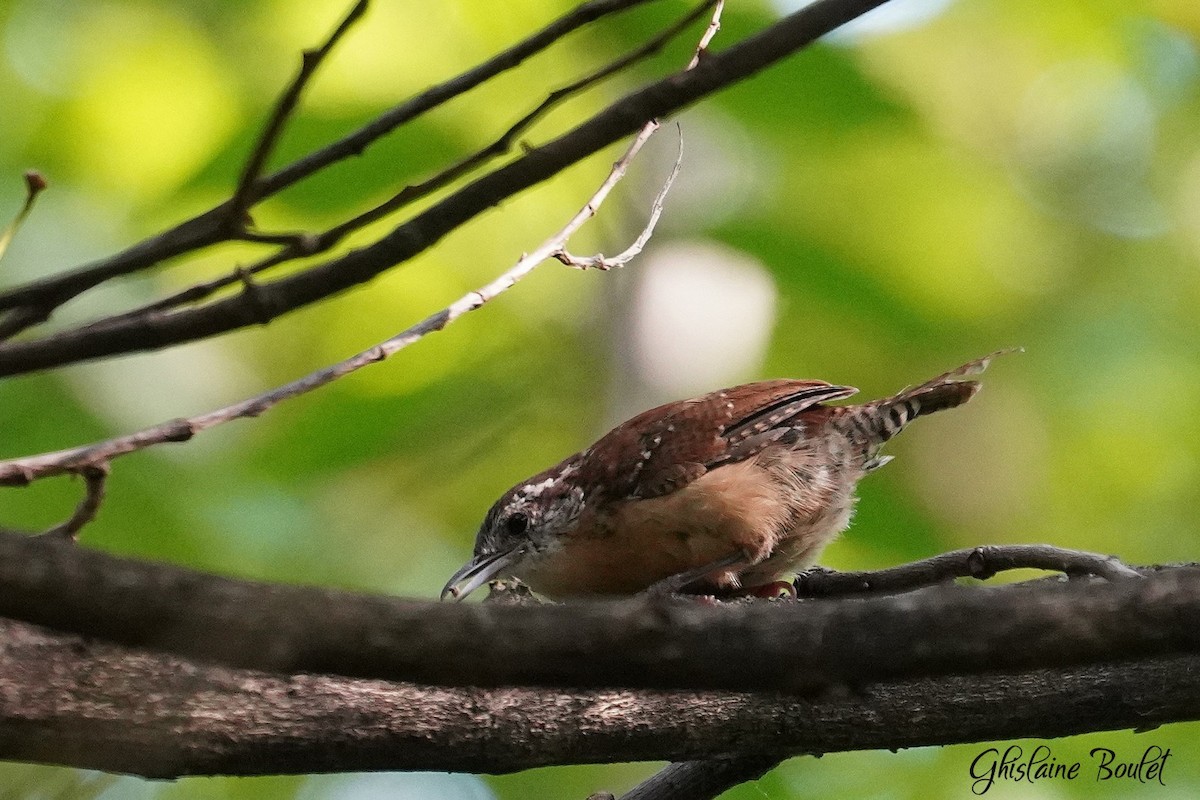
xmin=442 ymin=352 xmax=1007 ymax=600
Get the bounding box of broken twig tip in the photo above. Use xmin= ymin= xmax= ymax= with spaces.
xmin=23 ymin=170 xmax=47 ymax=196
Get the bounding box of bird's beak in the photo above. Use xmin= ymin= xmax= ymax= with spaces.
xmin=440 ymin=543 xmax=525 ymax=601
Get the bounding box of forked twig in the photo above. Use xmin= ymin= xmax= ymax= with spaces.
xmin=75 ymin=0 xmax=716 ymax=324
xmin=793 ymin=544 xmax=1143 ymax=600
xmin=227 ymin=0 xmax=370 ymax=225
xmin=40 ymin=465 xmax=109 ymax=541
xmin=556 ymin=125 xmax=680 ymax=270
xmin=555 ymin=0 xmax=723 ymax=270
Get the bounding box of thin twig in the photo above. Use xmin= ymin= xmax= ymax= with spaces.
xmin=309 ymin=0 xmax=714 ymax=249
xmin=556 ymin=125 xmax=681 ymax=270
xmin=0 ymin=172 xmax=49 ymax=340
xmin=82 ymin=246 xmax=301 ymax=327
xmin=40 ymin=464 xmax=108 ymax=541
xmin=686 ymin=0 xmax=724 ymax=68
xmin=244 ymin=0 xmax=663 ymax=208
xmin=0 ymin=171 xmax=47 ymax=263
xmin=235 ymin=230 xmax=322 ymax=250
xmin=0 ymin=114 xmax=677 ymax=487
xmin=0 ymin=0 xmax=662 ymax=332
xmin=793 ymin=544 xmax=1143 ymax=599
xmin=227 ymin=0 xmax=370 ymax=226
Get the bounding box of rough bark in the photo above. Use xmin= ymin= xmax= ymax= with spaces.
xmin=0 ymin=533 xmax=1197 ymax=694
xmin=1 ymin=616 xmax=1196 ymax=779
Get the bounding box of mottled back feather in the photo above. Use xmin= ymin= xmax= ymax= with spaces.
xmin=584 ymin=380 xmax=858 ymax=501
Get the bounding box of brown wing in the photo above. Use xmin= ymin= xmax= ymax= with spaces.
xmin=585 ymin=380 xmax=858 ymax=501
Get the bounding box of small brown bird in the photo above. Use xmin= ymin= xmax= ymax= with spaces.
xmin=442 ymin=352 xmax=1008 ymax=600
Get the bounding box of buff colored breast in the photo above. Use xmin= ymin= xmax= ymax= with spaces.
xmin=518 ymin=452 xmax=850 ymax=597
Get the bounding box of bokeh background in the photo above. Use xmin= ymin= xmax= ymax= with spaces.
xmin=1 ymin=0 xmax=1199 ymax=797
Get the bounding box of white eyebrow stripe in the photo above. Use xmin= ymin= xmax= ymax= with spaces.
xmin=521 ymin=477 xmax=557 ymax=497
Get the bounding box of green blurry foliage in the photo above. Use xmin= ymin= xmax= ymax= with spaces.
xmin=0 ymin=0 xmax=1198 ymax=797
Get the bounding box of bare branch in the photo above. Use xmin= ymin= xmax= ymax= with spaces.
xmin=234 ymin=229 xmax=322 ymax=250
xmin=0 ymin=213 xmax=227 ymax=340
xmin=0 ymin=171 xmax=46 ymax=264
xmin=87 ymin=0 xmax=717 ymax=322
xmin=556 ymin=128 xmax=681 ymax=270
xmin=794 ymin=544 xmax=1143 ymax=598
xmin=686 ymin=0 xmax=724 ymax=68
xmin=243 ymin=0 xmax=664 ymax=211
xmin=0 ymin=0 xmax=894 ymax=376
xmin=227 ymin=0 xmax=370 ymax=225
xmin=273 ymin=0 xmax=712 ymax=260
xmin=0 ymin=0 xmax=663 ymax=332
xmin=39 ymin=465 xmax=108 ymax=542
xmin=0 ymin=0 xmax=697 ymax=486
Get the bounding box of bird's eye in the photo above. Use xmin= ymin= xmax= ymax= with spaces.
xmin=504 ymin=512 xmax=530 ymax=536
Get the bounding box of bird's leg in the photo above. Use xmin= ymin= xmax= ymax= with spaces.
xmin=645 ymin=550 xmax=749 ymax=597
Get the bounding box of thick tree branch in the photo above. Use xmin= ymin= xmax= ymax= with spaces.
xmin=609 ymin=539 xmax=1143 ymax=797
xmin=0 ymin=531 xmax=1195 ymax=695
xmin=1 ymin=615 xmax=1196 ymax=779
xmin=0 ymin=0 xmax=893 ymax=376
xmin=620 ymin=757 xmax=781 ymax=800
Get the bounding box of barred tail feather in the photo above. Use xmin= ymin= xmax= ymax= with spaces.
xmin=902 ymin=348 xmax=1019 ymax=397
xmin=836 ymin=349 xmax=1018 ymax=460
xmin=899 ymin=378 xmax=980 ymax=416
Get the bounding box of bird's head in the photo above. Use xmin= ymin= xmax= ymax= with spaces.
xmin=440 ymin=458 xmax=585 ymax=600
